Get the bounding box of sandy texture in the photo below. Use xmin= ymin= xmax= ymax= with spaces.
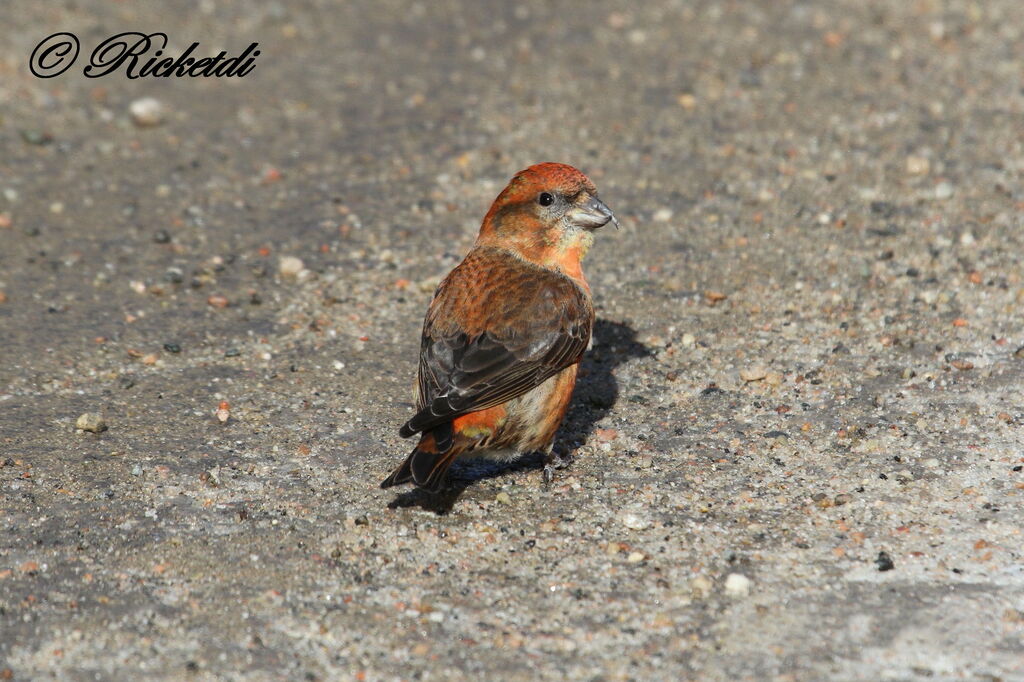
xmin=2 ymin=1 xmax=1023 ymax=679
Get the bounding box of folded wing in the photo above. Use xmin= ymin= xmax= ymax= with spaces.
xmin=399 ymin=247 xmax=593 ymax=439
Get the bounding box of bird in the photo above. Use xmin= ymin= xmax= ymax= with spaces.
xmin=380 ymin=162 xmax=617 ymax=492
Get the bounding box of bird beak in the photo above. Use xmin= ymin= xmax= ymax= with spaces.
xmin=568 ymin=194 xmax=619 ymax=230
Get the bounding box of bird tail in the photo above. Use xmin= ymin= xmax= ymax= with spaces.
xmin=380 ymin=424 xmax=457 ymax=492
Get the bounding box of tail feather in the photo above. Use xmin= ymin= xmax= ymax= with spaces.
xmin=379 ymin=454 xmax=413 ymax=488
xmin=380 ymin=427 xmax=458 ymax=492
xmin=409 ymin=447 xmax=459 ymax=492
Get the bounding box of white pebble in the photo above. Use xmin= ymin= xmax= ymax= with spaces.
xmin=621 ymin=512 xmax=650 ymax=531
xmin=724 ymin=573 xmax=752 ymax=597
xmin=279 ymin=256 xmax=305 ymax=279
xmin=905 ymin=156 xmax=930 ymax=176
xmin=129 ymin=97 xmax=166 ymax=127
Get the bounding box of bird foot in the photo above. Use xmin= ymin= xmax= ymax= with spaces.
xmin=542 ymin=450 xmax=573 ymax=487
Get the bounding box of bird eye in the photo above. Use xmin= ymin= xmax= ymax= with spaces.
xmin=538 ymin=192 xmax=555 ymax=207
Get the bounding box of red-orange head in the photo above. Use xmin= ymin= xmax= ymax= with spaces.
xmin=476 ymin=163 xmax=617 ymax=268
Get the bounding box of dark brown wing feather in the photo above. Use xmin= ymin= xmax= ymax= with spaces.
xmin=399 ymin=246 xmax=593 ymax=438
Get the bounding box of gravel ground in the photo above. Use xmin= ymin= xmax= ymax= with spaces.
xmin=2 ymin=1 xmax=1024 ymax=680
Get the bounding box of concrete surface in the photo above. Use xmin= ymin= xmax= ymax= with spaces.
xmin=2 ymin=1 xmax=1023 ymax=680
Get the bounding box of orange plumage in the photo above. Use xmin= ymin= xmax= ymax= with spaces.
xmin=381 ymin=163 xmax=617 ymax=491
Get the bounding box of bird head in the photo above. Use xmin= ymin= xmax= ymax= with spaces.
xmin=477 ymin=163 xmax=617 ymax=269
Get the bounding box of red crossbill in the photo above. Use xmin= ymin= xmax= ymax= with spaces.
xmin=381 ymin=162 xmax=617 ymax=492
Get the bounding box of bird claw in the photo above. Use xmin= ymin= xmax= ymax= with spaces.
xmin=542 ymin=450 xmax=573 ymax=487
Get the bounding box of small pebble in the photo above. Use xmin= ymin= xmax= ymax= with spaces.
xmin=740 ymin=365 xmax=768 ymax=382
xmin=131 ymin=464 xmax=143 ymax=476
xmin=261 ymin=166 xmax=282 ymax=183
xmin=279 ymin=256 xmax=305 ymax=279
xmin=681 ymin=333 xmax=696 ymax=347
xmin=621 ymin=512 xmax=650 ymax=531
xmin=626 ymin=551 xmax=645 ymax=563
xmin=934 ymin=182 xmax=954 ymax=200
xmin=164 ymin=343 xmax=181 ymax=353
xmin=691 ymin=575 xmax=713 ymax=598
xmin=153 ymin=229 xmax=171 ymax=244
xmin=905 ymin=156 xmax=930 ymax=175
xmin=870 ymin=201 xmax=897 ymax=218
xmin=705 ymin=291 xmax=727 ymax=305
xmin=130 ymin=97 xmax=166 ymax=126
xmin=20 ymin=129 xmax=52 ymax=145
xmin=76 ymin=413 xmax=107 ymax=433
xmin=724 ymin=573 xmax=752 ymax=597
xmin=495 ymin=492 xmax=511 ymax=505
xmin=875 ymin=551 xmax=895 ymax=571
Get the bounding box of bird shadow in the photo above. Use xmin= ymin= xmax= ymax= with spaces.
xmin=385 ymin=318 xmax=652 ymax=514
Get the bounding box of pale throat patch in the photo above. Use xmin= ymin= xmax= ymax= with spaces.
xmin=558 ymin=226 xmax=594 ymax=258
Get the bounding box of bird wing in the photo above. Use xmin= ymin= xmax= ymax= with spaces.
xmin=399 ymin=247 xmax=593 ymax=438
